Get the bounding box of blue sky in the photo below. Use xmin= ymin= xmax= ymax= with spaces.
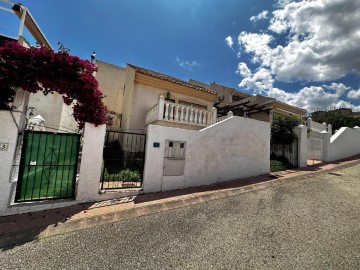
xmin=1 ymin=0 xmax=360 ymax=112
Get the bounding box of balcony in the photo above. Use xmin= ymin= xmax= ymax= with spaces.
xmin=146 ymin=95 xmax=217 ymax=129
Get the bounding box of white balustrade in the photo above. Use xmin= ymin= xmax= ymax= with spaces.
xmin=185 ymin=108 xmax=190 ymax=124
xmin=175 ymin=105 xmax=180 ymax=122
xmin=164 ymin=103 xmax=170 ymax=120
xmin=190 ymin=109 xmax=194 ymax=124
xmin=146 ymin=97 xmax=217 ymax=127
xmin=169 ymin=104 xmax=174 ymax=121
xmin=180 ymin=107 xmax=185 ymax=123
xmin=145 ymin=103 xmax=159 ymax=125
xmin=216 ymin=111 xmax=233 ymax=123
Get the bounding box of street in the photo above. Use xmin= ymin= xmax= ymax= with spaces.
xmin=1 ymin=164 xmax=360 ymax=269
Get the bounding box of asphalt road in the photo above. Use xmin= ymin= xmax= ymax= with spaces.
xmin=1 ymin=165 xmax=360 ymax=270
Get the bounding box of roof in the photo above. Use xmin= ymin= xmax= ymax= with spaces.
xmin=273 ymin=99 xmax=307 ymax=114
xmin=128 ymin=64 xmax=217 ymax=95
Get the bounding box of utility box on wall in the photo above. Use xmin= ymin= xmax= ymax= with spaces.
xmin=163 ymin=140 xmax=186 ymax=176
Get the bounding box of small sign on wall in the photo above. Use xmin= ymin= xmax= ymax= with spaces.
xmin=153 ymin=142 xmax=160 ymax=148
xmin=0 ymin=143 xmax=9 ymax=151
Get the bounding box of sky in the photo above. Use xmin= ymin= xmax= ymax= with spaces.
xmin=1 ymin=0 xmax=360 ymax=112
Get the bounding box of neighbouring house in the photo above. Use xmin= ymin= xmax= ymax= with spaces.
xmin=312 ymin=108 xmax=360 ymax=119
xmin=96 ymin=60 xmax=307 ymax=132
xmin=189 ymin=80 xmax=306 ymax=122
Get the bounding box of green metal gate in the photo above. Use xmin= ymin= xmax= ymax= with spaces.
xmin=15 ymin=131 xmax=81 ymax=202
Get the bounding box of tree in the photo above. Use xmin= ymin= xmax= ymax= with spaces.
xmin=311 ymin=110 xmax=360 ymax=132
xmin=0 ymin=41 xmax=107 ymax=129
xmin=271 ymin=114 xmax=301 ymax=145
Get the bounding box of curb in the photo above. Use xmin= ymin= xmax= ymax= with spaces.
xmin=1 ymin=158 xmax=360 ymax=249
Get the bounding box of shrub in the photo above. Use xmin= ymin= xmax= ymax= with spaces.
xmin=103 ymin=168 xmax=141 ymax=182
xmin=271 ymin=114 xmax=301 ymax=145
xmin=0 ymin=41 xmax=107 ymax=129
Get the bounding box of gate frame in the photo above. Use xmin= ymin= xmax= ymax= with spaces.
xmin=100 ymin=130 xmax=146 ymax=190
xmin=307 ymin=130 xmax=324 ymax=164
xmin=14 ymin=130 xmax=81 ymax=202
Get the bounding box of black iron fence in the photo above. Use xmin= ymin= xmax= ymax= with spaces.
xmin=100 ymin=130 xmax=146 ymax=190
xmin=15 ymin=131 xmax=81 ymax=202
xmin=271 ymin=138 xmax=299 ymax=168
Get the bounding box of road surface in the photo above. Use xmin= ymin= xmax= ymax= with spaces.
xmin=1 ymin=165 xmax=360 ymax=269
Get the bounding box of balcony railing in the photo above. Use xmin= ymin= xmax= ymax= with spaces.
xmin=146 ymin=95 xmax=218 ymax=127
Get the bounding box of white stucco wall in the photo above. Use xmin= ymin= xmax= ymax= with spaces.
xmin=59 ymin=103 xmax=78 ymax=132
xmin=327 ymin=127 xmax=360 ymax=161
xmin=95 ymin=61 xmax=125 ymax=128
xmin=293 ymin=125 xmax=308 ymax=167
xmin=143 ymin=116 xmax=270 ymax=193
xmin=28 ymin=92 xmax=64 ymax=132
xmin=0 ymin=121 xmax=140 ymax=216
xmin=0 ymin=109 xmax=24 ymax=216
xmin=121 ymin=66 xmax=136 ymax=131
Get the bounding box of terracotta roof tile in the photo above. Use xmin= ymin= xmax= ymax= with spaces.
xmin=128 ymin=64 xmax=217 ymax=95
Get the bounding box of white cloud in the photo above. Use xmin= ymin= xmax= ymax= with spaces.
xmin=225 ymin=36 xmax=233 ymax=49
xmin=237 ymin=64 xmax=360 ymax=111
xmin=238 ymin=32 xmax=273 ymax=64
xmin=176 ymin=57 xmax=198 ymax=70
xmin=275 ymin=0 xmax=292 ymax=8
xmin=348 ymin=89 xmax=360 ymax=99
xmin=269 ymin=86 xmax=360 ymax=111
xmin=238 ymin=0 xmax=360 ymax=82
xmin=324 ymin=83 xmax=351 ymax=96
xmin=237 ymin=63 xmax=273 ymax=92
xmin=237 ymin=62 xmax=251 ymax=77
xmin=250 ymin=10 xmax=268 ymax=22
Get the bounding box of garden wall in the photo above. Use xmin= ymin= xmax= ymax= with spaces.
xmin=143 ymin=116 xmax=270 ymax=192
xmin=325 ymin=126 xmax=360 ymax=161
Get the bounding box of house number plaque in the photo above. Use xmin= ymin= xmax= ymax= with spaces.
xmin=0 ymin=143 xmax=9 ymax=151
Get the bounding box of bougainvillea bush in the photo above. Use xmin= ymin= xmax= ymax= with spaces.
xmin=0 ymin=41 xmax=106 ymax=129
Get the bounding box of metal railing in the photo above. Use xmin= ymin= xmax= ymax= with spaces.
xmin=100 ymin=130 xmax=146 ymax=190
xmin=15 ymin=131 xmax=80 ymax=202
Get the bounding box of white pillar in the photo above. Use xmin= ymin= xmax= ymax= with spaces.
xmin=322 ymin=122 xmax=327 ymax=131
xmin=202 ymin=111 xmax=207 ymax=126
xmin=211 ymin=107 xmax=217 ymax=124
xmin=207 ymin=111 xmax=212 ymax=125
xmin=174 ymin=105 xmax=180 ymax=122
xmin=194 ymin=109 xmax=199 ymax=125
xmin=190 ymin=109 xmax=194 ymax=124
xmin=180 ymin=107 xmax=185 ymax=123
xmin=293 ymin=124 xmax=308 ymax=168
xmin=227 ymin=111 xmax=233 ymax=118
xmin=77 ymin=123 xmax=106 ymax=202
xmin=321 ymin=130 xmax=331 ymax=162
xmin=169 ymin=104 xmax=175 ymax=121
xmin=157 ymin=95 xmax=165 ymax=120
xmin=327 ymin=124 xmax=332 ymax=135
xmin=185 ymin=108 xmax=190 ymax=123
xmin=164 ymin=103 xmax=170 ymax=120
xmin=307 ymin=118 xmax=313 ymax=131
xmin=0 ymin=90 xmax=29 ymax=216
